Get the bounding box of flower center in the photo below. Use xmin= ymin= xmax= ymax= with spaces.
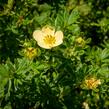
xmin=43 ymin=35 xmax=56 ymax=47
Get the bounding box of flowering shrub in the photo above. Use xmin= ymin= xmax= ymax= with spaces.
xmin=0 ymin=0 xmax=109 ymax=109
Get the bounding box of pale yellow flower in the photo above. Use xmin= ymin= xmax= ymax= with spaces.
xmin=33 ymin=26 xmax=63 ymax=49
xmin=85 ymin=77 xmax=101 ymax=89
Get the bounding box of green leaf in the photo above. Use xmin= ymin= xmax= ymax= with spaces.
xmin=67 ymin=24 xmax=80 ymax=35
xmin=68 ymin=10 xmax=79 ymax=25
xmin=16 ymin=58 xmax=31 ymax=74
xmin=55 ymin=12 xmax=64 ymax=28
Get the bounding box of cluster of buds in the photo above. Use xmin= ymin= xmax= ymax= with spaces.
xmin=24 ymin=47 xmax=37 ymax=59
xmin=76 ymin=37 xmax=85 ymax=46
xmin=84 ymin=77 xmax=101 ymax=89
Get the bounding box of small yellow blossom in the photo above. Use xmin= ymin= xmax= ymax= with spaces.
xmin=33 ymin=26 xmax=63 ymax=49
xmin=82 ymin=102 xmax=89 ymax=109
xmin=84 ymin=77 xmax=101 ymax=89
xmin=76 ymin=37 xmax=85 ymax=45
xmin=24 ymin=47 xmax=37 ymax=59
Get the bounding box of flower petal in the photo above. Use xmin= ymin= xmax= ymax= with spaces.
xmin=42 ymin=26 xmax=55 ymax=36
xmin=37 ymin=41 xmax=52 ymax=49
xmin=33 ymin=30 xmax=43 ymax=41
xmin=54 ymin=31 xmax=63 ymax=46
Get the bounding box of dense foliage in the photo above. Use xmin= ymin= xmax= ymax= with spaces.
xmin=0 ymin=0 xmax=109 ymax=109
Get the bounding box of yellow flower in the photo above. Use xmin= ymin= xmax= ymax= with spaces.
xmin=85 ymin=77 xmax=101 ymax=89
xmin=33 ymin=26 xmax=63 ymax=49
xmin=24 ymin=47 xmax=37 ymax=59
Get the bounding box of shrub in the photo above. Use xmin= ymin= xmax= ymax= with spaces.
xmin=0 ymin=0 xmax=109 ymax=109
